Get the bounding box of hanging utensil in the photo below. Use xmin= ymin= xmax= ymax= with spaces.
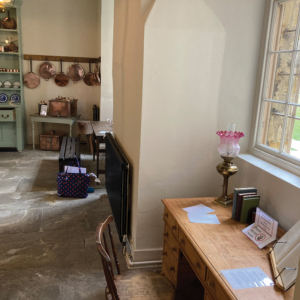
xmin=39 ymin=60 xmax=56 ymax=81
xmin=54 ymin=60 xmax=69 ymax=87
xmin=94 ymin=63 xmax=101 ymax=86
xmin=2 ymin=11 xmax=16 ymax=29
xmin=24 ymin=59 xmax=40 ymax=89
xmin=84 ymin=62 xmax=95 ymax=86
xmin=67 ymin=61 xmax=85 ymax=83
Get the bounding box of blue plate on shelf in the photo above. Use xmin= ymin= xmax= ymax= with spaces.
xmin=10 ymin=94 xmax=20 ymax=103
xmin=0 ymin=93 xmax=8 ymax=103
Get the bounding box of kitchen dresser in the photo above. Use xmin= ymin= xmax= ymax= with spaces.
xmin=161 ymin=197 xmax=295 ymax=300
xmin=0 ymin=0 xmax=26 ymax=151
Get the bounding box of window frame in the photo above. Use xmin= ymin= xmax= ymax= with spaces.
xmin=250 ymin=0 xmax=300 ymax=176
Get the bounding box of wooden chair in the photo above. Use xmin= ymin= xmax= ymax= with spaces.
xmin=96 ymin=216 xmax=175 ymax=300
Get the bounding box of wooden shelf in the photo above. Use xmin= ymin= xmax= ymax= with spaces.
xmin=0 ymin=72 xmax=20 ymax=74
xmin=0 ymin=29 xmax=18 ymax=33
xmin=0 ymin=88 xmax=20 ymax=91
xmin=0 ymin=52 xmax=19 ymax=55
xmin=24 ymin=54 xmax=101 ymax=64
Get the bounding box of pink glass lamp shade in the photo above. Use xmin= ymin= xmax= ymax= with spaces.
xmin=216 ymin=130 xmax=244 ymax=158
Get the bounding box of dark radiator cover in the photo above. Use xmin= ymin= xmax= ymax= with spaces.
xmin=105 ymin=133 xmax=130 ymax=243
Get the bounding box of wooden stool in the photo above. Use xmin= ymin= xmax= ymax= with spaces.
xmin=77 ymin=120 xmax=93 ymax=154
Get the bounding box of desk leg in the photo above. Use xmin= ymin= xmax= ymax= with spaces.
xmin=93 ymin=133 xmax=96 ymax=161
xmin=96 ymin=137 xmax=99 ymax=179
xmin=32 ymin=121 xmax=35 ymax=150
xmin=70 ymin=124 xmax=72 ymax=137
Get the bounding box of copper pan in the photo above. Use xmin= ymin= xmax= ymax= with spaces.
xmin=24 ymin=59 xmax=40 ymax=89
xmin=39 ymin=61 xmax=56 ymax=81
xmin=67 ymin=63 xmax=84 ymax=83
xmin=2 ymin=11 xmax=16 ymax=29
xmin=54 ymin=60 xmax=69 ymax=87
xmin=84 ymin=62 xmax=96 ymax=86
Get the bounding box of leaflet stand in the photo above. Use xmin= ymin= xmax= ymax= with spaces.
xmin=270 ymin=241 xmax=297 ymax=291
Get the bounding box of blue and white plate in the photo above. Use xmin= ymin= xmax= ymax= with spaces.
xmin=0 ymin=93 xmax=8 ymax=103
xmin=10 ymin=94 xmax=20 ymax=103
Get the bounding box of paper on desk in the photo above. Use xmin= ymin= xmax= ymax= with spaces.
xmin=183 ymin=204 xmax=215 ymax=215
xmin=187 ymin=213 xmax=220 ymax=224
xmin=221 ymin=267 xmax=274 ymax=289
xmin=64 ymin=166 xmax=86 ymax=174
xmin=242 ymin=208 xmax=278 ymax=249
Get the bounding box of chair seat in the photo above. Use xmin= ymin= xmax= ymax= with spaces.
xmin=107 ymin=270 xmax=175 ymax=300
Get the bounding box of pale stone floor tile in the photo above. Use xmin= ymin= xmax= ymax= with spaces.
xmin=0 ymin=146 xmax=174 ymax=300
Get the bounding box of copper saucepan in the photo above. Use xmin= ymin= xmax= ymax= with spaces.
xmin=84 ymin=62 xmax=96 ymax=86
xmin=67 ymin=62 xmax=85 ymax=83
xmin=39 ymin=61 xmax=56 ymax=81
xmin=2 ymin=11 xmax=16 ymax=29
xmin=54 ymin=60 xmax=69 ymax=87
xmin=24 ymin=59 xmax=40 ymax=89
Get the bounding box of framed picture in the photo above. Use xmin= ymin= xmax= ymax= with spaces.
xmin=40 ymin=104 xmax=47 ymax=116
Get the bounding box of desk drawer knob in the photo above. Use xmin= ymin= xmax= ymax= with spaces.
xmin=170 ymin=266 xmax=175 ymax=272
xmin=164 ymin=212 xmax=168 ymax=218
xmin=180 ymin=239 xmax=185 ymax=245
xmin=164 ymin=232 xmax=169 ymax=238
xmin=162 ymin=251 xmax=167 ymax=256
xmin=172 ymin=225 xmax=177 ymax=231
xmin=196 ymin=262 xmax=201 ymax=269
xmin=172 ymin=247 xmax=177 ymax=253
xmin=207 ymin=281 xmax=215 ymax=289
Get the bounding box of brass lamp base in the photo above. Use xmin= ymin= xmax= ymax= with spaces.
xmin=214 ymin=156 xmax=238 ymax=208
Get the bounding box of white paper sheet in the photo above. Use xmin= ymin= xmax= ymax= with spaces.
xmin=242 ymin=208 xmax=278 ymax=249
xmin=64 ymin=166 xmax=87 ymax=174
xmin=183 ymin=204 xmax=215 ymax=215
xmin=98 ymin=131 xmax=112 ymax=136
xmin=221 ymin=267 xmax=274 ymax=289
xmin=187 ymin=213 xmax=220 ymax=224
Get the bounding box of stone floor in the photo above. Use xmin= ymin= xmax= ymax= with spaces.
xmin=0 ymin=146 xmax=169 ymax=300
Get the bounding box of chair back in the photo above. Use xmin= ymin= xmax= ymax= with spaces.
xmin=96 ymin=215 xmax=121 ymax=300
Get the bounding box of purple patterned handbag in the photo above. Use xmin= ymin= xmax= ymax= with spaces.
xmin=57 ymin=156 xmax=90 ymax=198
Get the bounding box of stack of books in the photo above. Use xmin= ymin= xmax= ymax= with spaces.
xmin=231 ymin=187 xmax=259 ymax=224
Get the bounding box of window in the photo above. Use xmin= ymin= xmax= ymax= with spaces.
xmin=255 ymin=0 xmax=300 ymax=167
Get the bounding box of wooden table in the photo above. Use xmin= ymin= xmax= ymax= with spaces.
xmin=30 ymin=114 xmax=81 ymax=150
xmin=162 ymin=197 xmax=294 ymax=300
xmin=91 ymin=121 xmax=113 ymax=178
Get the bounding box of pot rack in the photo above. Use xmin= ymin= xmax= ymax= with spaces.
xmin=23 ymin=54 xmax=101 ymax=64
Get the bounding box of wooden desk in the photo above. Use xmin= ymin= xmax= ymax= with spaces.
xmin=91 ymin=121 xmax=113 ymax=178
xmin=161 ymin=197 xmax=294 ymax=300
xmin=30 ymin=114 xmax=81 ymax=150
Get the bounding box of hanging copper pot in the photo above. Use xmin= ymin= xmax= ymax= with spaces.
xmin=39 ymin=61 xmax=56 ymax=81
xmin=24 ymin=59 xmax=40 ymax=89
xmin=84 ymin=62 xmax=96 ymax=86
xmin=94 ymin=63 xmax=101 ymax=86
xmin=67 ymin=62 xmax=85 ymax=83
xmin=54 ymin=60 xmax=69 ymax=87
xmin=2 ymin=11 xmax=16 ymax=29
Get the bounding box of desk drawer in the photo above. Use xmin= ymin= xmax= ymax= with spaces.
xmin=0 ymin=109 xmax=15 ymax=122
xmin=206 ymin=270 xmax=230 ymax=300
xmin=162 ymin=262 xmax=175 ymax=287
xmin=163 ymin=207 xmax=179 ymax=238
xmin=164 ymin=224 xmax=180 ymax=260
xmin=178 ymin=229 xmax=206 ymax=282
xmin=163 ymin=241 xmax=178 ymax=285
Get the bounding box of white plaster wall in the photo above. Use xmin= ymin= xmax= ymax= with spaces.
xmin=101 ymin=0 xmax=114 ymax=121
xmin=134 ymin=0 xmax=265 ymax=259
xmin=21 ymin=0 xmax=100 ymax=143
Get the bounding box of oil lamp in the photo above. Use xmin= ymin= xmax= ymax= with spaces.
xmin=213 ymin=123 xmax=244 ymax=208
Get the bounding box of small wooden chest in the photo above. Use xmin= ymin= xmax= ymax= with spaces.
xmin=49 ymin=98 xmax=78 ymax=117
xmin=40 ymin=131 xmax=63 ymax=151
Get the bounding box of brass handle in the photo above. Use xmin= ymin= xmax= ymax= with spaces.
xmin=195 ymin=262 xmax=201 ymax=269
xmin=170 ymin=266 xmax=175 ymax=272
xmin=164 ymin=232 xmax=169 ymax=238
xmin=172 ymin=225 xmax=177 ymax=231
xmin=180 ymin=238 xmax=185 ymax=245
xmin=207 ymin=281 xmax=215 ymax=289
xmin=164 ymin=212 xmax=168 ymax=218
xmin=162 ymin=251 xmax=167 ymax=256
xmin=172 ymin=247 xmax=177 ymax=252
xmin=1 ymin=114 xmax=9 ymax=118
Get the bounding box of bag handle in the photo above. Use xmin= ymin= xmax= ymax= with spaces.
xmin=64 ymin=155 xmax=82 ymax=175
